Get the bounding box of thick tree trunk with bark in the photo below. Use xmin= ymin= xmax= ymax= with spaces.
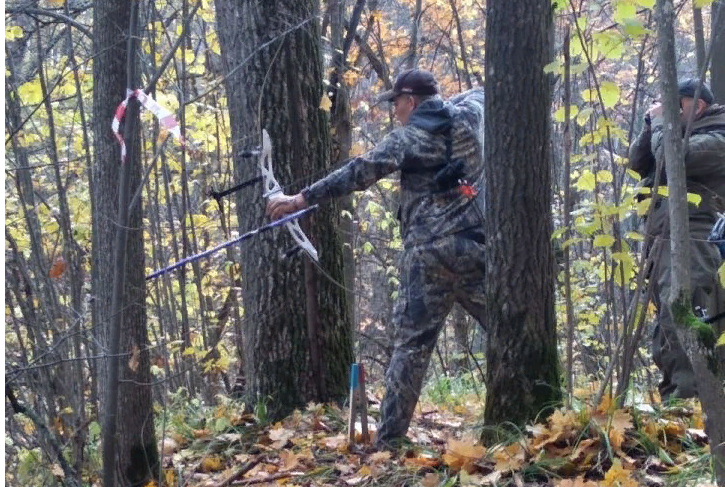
xmin=482 ymin=0 xmax=561 ymax=443
xmin=215 ymin=0 xmax=353 ymax=420
xmin=711 ymin=1 xmax=725 ymax=103
xmin=92 ymin=1 xmax=157 ymax=485
xmin=656 ymin=1 xmax=725 ymax=484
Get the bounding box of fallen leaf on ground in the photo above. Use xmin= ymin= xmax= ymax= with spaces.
xmin=279 ymin=450 xmax=299 ymax=472
xmin=199 ymin=456 xmax=225 ymax=473
xmin=442 ymin=439 xmax=485 ymax=473
xmin=368 ymin=451 xmax=391 ymax=464
xmin=603 ymin=459 xmax=637 ymax=487
xmin=420 ymin=472 xmax=440 ymax=487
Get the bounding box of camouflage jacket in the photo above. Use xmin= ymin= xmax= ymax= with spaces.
xmin=302 ymin=89 xmax=485 ymax=247
xmin=628 ymin=104 xmax=725 ymax=237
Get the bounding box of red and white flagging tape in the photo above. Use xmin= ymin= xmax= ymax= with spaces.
xmin=112 ymin=89 xmax=190 ymax=163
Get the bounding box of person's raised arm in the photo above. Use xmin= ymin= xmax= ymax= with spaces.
xmin=267 ymin=129 xmax=406 ymax=220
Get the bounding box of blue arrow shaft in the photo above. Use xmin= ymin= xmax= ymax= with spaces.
xmin=146 ymin=205 xmax=318 ymax=280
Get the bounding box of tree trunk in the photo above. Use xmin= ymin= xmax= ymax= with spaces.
xmin=92 ymin=1 xmax=157 ymax=485
xmin=711 ymin=1 xmax=725 ymax=103
xmin=482 ymin=0 xmax=561 ymax=443
xmin=215 ymin=0 xmax=353 ymax=420
xmin=405 ymin=0 xmax=423 ymax=69
xmin=693 ymin=2 xmax=707 ymax=79
xmin=656 ymin=0 xmax=725 ymax=484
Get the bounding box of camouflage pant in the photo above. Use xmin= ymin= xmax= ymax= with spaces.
xmin=375 ymin=232 xmax=486 ymax=447
xmin=651 ymin=234 xmax=722 ymax=400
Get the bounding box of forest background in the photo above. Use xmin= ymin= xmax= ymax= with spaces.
xmin=4 ymin=0 xmax=725 ymax=486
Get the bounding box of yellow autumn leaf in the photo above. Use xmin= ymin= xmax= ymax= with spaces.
xmin=596 ymin=169 xmax=614 ymax=183
xmin=319 ymin=93 xmax=332 ymax=112
xmin=609 ymin=427 xmax=625 ymax=450
xmin=603 ymin=459 xmax=637 ymax=487
xmin=5 ymin=25 xmax=23 ymax=41
xmin=164 ymin=469 xmax=177 ymax=487
xmin=491 ymin=442 xmax=526 ymax=472
xmin=718 ymin=262 xmax=725 ymax=289
xmin=575 ymin=170 xmax=596 ymax=191
xmin=442 ymin=439 xmax=485 ymax=473
xmin=593 ymin=234 xmax=616 ymax=248
xmin=717 ymin=331 xmax=725 ymax=348
xmin=600 ymin=81 xmax=620 ymax=108
xmin=200 ymin=456 xmax=225 ymax=472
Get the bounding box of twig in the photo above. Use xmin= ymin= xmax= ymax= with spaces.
xmin=6 ymin=384 xmax=82 ymax=487
xmin=213 ymin=456 xmax=263 ymax=487
xmin=231 ymin=472 xmax=295 ymax=486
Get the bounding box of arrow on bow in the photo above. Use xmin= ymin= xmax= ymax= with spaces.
xmin=259 ymin=129 xmax=319 ymax=262
xmin=146 ymin=130 xmax=319 ymax=280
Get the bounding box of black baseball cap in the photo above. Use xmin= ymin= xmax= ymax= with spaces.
xmin=377 ymin=69 xmax=439 ymax=103
xmin=678 ymin=78 xmax=714 ymax=105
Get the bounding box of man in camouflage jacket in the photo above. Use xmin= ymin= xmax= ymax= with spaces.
xmin=628 ymin=79 xmax=725 ymax=400
xmin=267 ymin=69 xmax=486 ymax=448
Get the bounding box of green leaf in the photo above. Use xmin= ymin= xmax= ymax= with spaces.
xmin=596 ymin=170 xmax=614 ymax=183
xmin=718 ymin=262 xmax=725 ymax=289
xmin=562 ymin=237 xmax=583 ymax=249
xmin=614 ymin=1 xmax=637 ymax=21
xmin=543 ymin=60 xmax=562 ymax=74
xmin=576 ymin=107 xmax=594 ymax=126
xmin=636 ymin=198 xmax=651 ymax=216
xmin=600 ymin=81 xmax=620 ymax=108
xmin=625 ymin=231 xmax=644 ymax=241
xmin=551 ymin=227 xmax=567 ymax=240
xmin=627 ymin=168 xmax=642 ymax=181
xmin=554 ymin=105 xmax=579 ymax=123
xmin=89 ymin=421 xmax=101 ymax=439
xmin=575 ymin=170 xmax=596 ymax=191
xmin=593 ymin=234 xmax=616 ymax=247
xmin=581 ymin=88 xmax=596 ymax=103
xmin=694 ymin=0 xmax=715 ymax=7
xmin=622 ymin=18 xmax=648 ymax=38
xmin=362 ymin=241 xmax=374 ymax=254
xmin=593 ymin=31 xmax=625 ymax=60
xmin=214 ymin=417 xmax=232 ymax=433
xmin=687 ymin=192 xmax=702 ymax=206
xmin=614 ymin=260 xmax=634 ymax=286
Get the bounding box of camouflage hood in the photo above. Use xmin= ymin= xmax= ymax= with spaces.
xmin=407 ymin=98 xmax=455 ymax=134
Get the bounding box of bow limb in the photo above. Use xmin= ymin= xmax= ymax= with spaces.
xmin=260 ymin=129 xmax=320 ymax=262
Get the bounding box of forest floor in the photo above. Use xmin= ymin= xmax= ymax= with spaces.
xmin=149 ymin=385 xmax=716 ymax=487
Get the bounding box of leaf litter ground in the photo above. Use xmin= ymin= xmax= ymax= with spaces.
xmin=147 ymin=388 xmax=716 ymax=487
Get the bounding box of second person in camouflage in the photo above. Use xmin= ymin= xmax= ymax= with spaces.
xmin=267 ymin=69 xmax=486 ymax=449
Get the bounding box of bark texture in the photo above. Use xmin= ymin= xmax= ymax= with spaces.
xmin=215 ymin=0 xmax=353 ymax=420
xmin=482 ymin=0 xmax=561 ymax=442
xmin=92 ymin=1 xmax=156 ymax=484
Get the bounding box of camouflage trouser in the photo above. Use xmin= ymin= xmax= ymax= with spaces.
xmin=374 ymin=233 xmax=486 ymax=447
xmin=651 ymin=234 xmax=722 ymax=400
